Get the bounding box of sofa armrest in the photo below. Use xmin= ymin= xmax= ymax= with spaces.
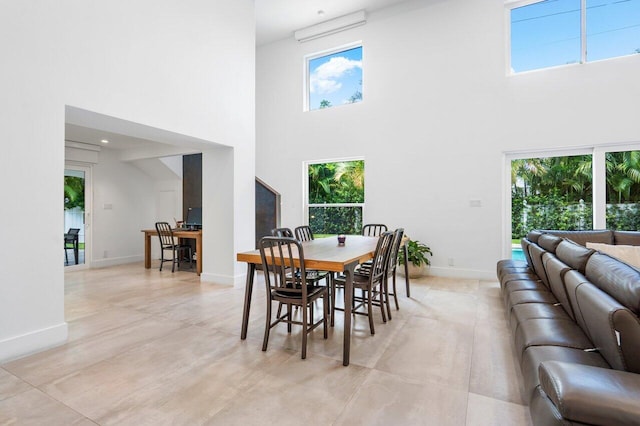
xmin=539 ymin=361 xmax=640 ymax=425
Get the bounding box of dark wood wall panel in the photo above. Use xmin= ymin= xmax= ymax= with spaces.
xmin=183 ymin=153 xmax=202 ymax=221
xmin=255 ymin=178 xmax=280 ymax=248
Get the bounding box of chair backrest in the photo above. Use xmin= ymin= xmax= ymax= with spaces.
xmin=65 ymin=228 xmax=80 ymax=243
xmin=294 ymin=225 xmax=314 ymax=242
xmin=367 ymin=231 xmax=395 ymax=282
xmin=155 ymin=222 xmax=176 ymax=247
xmin=271 ymin=227 xmax=294 ymax=238
xmin=362 ymin=223 xmax=388 ymax=237
xmin=387 ymin=228 xmax=405 ymax=273
xmin=259 ymin=236 xmax=309 ymax=298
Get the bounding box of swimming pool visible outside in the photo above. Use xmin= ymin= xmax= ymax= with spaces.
xmin=512 ymin=247 xmax=526 ymax=261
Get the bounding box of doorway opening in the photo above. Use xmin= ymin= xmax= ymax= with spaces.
xmin=64 ymin=164 xmax=91 ymax=269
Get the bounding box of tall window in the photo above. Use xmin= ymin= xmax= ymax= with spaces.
xmin=509 ymin=0 xmax=640 ymax=73
xmin=509 ymin=149 xmax=640 ymax=256
xmin=605 ymin=151 xmax=640 ymax=229
xmin=305 ymin=44 xmax=363 ymax=111
xmin=305 ymin=159 xmax=364 ymax=235
xmin=511 ymin=155 xmax=593 ymax=240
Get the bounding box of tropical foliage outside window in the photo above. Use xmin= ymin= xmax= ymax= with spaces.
xmin=307 ymin=45 xmax=363 ymax=111
xmin=64 ymin=175 xmax=85 ymax=210
xmin=511 ymin=151 xmax=640 ymax=240
xmin=307 ymin=160 xmax=364 ymax=234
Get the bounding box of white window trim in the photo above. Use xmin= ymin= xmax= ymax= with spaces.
xmin=503 ymin=142 xmax=640 ymax=258
xmin=303 ymin=41 xmax=363 ymax=112
xmin=505 ymin=0 xmax=588 ymax=75
xmin=302 ymin=156 xmax=365 ymax=227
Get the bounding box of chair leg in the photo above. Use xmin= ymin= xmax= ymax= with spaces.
xmin=367 ymin=288 xmax=375 ymax=335
xmin=287 ymin=304 xmax=292 ymax=333
xmin=379 ymin=284 xmax=387 ymax=323
xmin=301 ymin=301 xmax=308 ymax=359
xmin=64 ymin=248 xmax=69 ymax=265
xmin=323 ymin=293 xmax=328 ymax=339
xmin=159 ymin=248 xmax=164 ymax=271
xmin=330 ymin=279 xmax=336 ymax=327
xmin=262 ymin=299 xmax=272 ymax=352
xmin=171 ymin=247 xmax=176 ymax=272
xmin=392 ymin=271 xmax=400 ymax=309
xmin=384 ymin=276 xmax=393 ymax=321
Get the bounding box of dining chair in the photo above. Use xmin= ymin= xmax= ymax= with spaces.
xmin=295 ymin=225 xmax=333 ymax=308
xmin=332 ymin=231 xmax=394 ymax=334
xmin=259 ymin=236 xmax=328 ymax=359
xmin=64 ymin=228 xmax=80 ymax=265
xmin=271 ymin=227 xmax=294 ymax=238
xmin=362 ymin=223 xmax=388 ymax=237
xmin=273 ymin=227 xmax=329 ymax=285
xmin=383 ymin=228 xmax=405 ymax=319
xmin=155 ymin=222 xmax=193 ymax=272
xmin=294 ymin=225 xmax=314 ymax=242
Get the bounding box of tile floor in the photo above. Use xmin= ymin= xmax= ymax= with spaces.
xmin=1 ymin=263 xmax=532 ymax=425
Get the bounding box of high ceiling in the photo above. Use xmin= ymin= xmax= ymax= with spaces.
xmin=67 ymin=1 xmax=415 ymax=152
xmin=255 ymin=0 xmax=413 ymax=46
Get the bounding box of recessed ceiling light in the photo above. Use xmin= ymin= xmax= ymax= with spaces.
xmin=100 ymin=139 xmax=109 ymax=144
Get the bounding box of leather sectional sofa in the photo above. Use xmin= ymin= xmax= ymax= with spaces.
xmin=497 ymin=230 xmax=640 ymax=425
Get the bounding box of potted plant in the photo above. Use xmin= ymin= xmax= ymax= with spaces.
xmin=398 ymin=238 xmax=433 ymax=278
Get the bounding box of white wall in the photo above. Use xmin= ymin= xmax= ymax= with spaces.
xmin=256 ymin=0 xmax=640 ymax=279
xmin=91 ymin=148 xmax=157 ymax=267
xmin=0 ymin=0 xmax=255 ymax=362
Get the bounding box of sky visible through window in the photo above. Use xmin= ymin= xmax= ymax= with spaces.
xmin=511 ymin=0 xmax=640 ymax=73
xmin=308 ymin=46 xmax=362 ymax=111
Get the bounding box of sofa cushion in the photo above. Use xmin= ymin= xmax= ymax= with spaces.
xmin=542 ymin=229 xmax=614 ymax=246
xmin=503 ymin=279 xmax=547 ymax=294
xmin=538 ymin=361 xmax=640 ymax=426
xmin=510 ymin=303 xmax=571 ymax=336
xmin=544 ymin=255 xmax=575 ymax=320
xmin=586 ymin=242 xmax=640 ymax=268
xmin=507 ymin=289 xmax=557 ymax=310
xmin=555 ymin=239 xmax=595 ymax=273
xmin=585 ymin=253 xmax=640 ymax=315
xmin=521 ymin=238 xmax=534 ymax=267
xmin=497 ymin=259 xmax=529 ymax=280
xmin=529 ymin=245 xmax=552 ymax=287
xmin=614 ymin=230 xmax=640 ymax=246
xmin=521 ymin=345 xmax=609 ymax=398
xmin=538 ymin=234 xmax=563 ymax=253
xmin=527 ymin=230 xmax=543 ymax=244
xmin=514 ymin=318 xmax=594 ymax=362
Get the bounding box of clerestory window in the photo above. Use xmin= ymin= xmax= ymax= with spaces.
xmin=508 ymin=0 xmax=640 ymax=73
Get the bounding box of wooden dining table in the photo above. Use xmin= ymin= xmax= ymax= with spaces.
xmin=236 ymin=235 xmax=379 ymax=366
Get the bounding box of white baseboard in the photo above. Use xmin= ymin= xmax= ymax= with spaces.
xmin=200 ymin=272 xmax=237 ymax=287
xmin=0 ymin=322 xmax=68 ymax=363
xmin=427 ymin=266 xmax=496 ymax=281
xmin=91 ymin=255 xmax=143 ymax=269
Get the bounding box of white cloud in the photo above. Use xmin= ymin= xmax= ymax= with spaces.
xmin=310 ymin=56 xmax=362 ymax=95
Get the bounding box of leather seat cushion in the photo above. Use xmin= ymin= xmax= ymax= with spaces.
xmin=514 ymin=318 xmax=594 ymax=361
xmin=510 ymin=303 xmax=571 ymax=335
xmin=507 ymin=289 xmax=557 ymax=309
xmin=521 ymin=345 xmax=609 ymax=398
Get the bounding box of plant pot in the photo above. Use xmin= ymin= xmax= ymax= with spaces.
xmin=399 ymin=263 xmax=428 ymax=278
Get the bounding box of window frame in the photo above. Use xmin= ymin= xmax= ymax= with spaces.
xmin=302 ymin=156 xmax=366 ymax=230
xmin=505 ymin=0 xmax=637 ymax=74
xmin=503 ymin=142 xmax=640 ymax=258
xmin=303 ymin=41 xmax=363 ymax=112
